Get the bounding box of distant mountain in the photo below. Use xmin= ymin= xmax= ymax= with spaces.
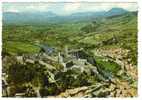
xmin=70 ymin=11 xmax=106 ymax=17
xmin=3 ymin=11 xmax=58 ymax=25
xmin=106 ymin=8 xmax=128 ymax=17
xmin=3 ymin=7 xmax=130 ymax=25
xmin=69 ymin=11 xmax=106 ymax=20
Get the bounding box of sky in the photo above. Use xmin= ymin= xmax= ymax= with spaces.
xmin=3 ymin=2 xmax=137 ymax=15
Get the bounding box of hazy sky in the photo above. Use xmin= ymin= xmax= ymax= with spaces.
xmin=3 ymin=2 xmax=137 ymax=15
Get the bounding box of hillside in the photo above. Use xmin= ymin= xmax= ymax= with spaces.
xmin=2 ymin=9 xmax=137 ymax=97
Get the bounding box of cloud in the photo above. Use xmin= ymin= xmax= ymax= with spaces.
xmin=3 ymin=2 xmax=137 ymax=15
xmin=64 ymin=1 xmax=81 ymax=14
xmin=25 ymin=3 xmax=49 ymax=11
xmin=64 ymin=3 xmax=81 ymax=11
xmin=3 ymin=3 xmax=50 ymax=12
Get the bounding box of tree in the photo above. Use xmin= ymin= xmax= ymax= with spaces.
xmin=80 ymin=21 xmax=99 ymax=33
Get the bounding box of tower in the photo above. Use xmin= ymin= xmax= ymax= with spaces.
xmin=64 ymin=45 xmax=68 ymax=58
xmin=58 ymin=52 xmax=63 ymax=63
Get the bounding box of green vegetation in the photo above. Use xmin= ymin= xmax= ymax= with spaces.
xmin=3 ymin=41 xmax=40 ymax=55
xmin=95 ymin=56 xmax=121 ymax=75
xmin=2 ymin=11 xmax=137 ymax=97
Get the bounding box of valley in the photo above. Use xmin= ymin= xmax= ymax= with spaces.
xmin=2 ymin=7 xmax=137 ymax=97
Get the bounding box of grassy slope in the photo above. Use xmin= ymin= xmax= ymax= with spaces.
xmin=3 ymin=12 xmax=137 ymax=65
xmin=77 ymin=12 xmax=137 ymax=64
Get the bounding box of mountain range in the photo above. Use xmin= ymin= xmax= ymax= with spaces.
xmin=3 ymin=7 xmax=133 ymax=25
